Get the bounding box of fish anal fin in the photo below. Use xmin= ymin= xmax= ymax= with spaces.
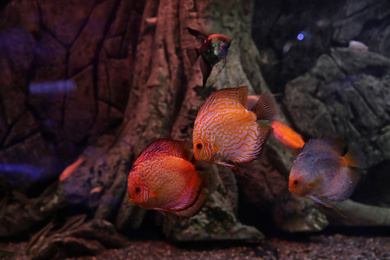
xmin=310 ymin=196 xmax=347 ymax=218
xmin=186 ymin=27 xmax=208 ymax=44
xmin=186 ymin=48 xmax=199 ymax=66
xmin=169 ymin=173 xmax=206 ymax=217
xmin=171 ymin=187 xmax=208 ymax=217
xmin=200 ymin=57 xmax=213 ymax=87
xmin=251 ymin=92 xmax=279 ymax=121
xmin=343 ymin=144 xmax=367 ymax=168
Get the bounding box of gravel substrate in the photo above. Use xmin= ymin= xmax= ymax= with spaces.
xmin=2 ymin=233 xmax=390 ymax=259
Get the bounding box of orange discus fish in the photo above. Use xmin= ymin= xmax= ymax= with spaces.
xmin=271 ymin=121 xmax=305 ymax=152
xmin=289 ymin=139 xmax=367 ymax=209
xmin=127 ymin=139 xmax=212 ymax=217
xmin=59 ymin=156 xmax=86 ymax=181
xmin=192 ymin=86 xmax=279 ymax=169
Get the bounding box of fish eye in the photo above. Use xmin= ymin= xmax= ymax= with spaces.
xmin=135 ymin=187 xmax=141 ymax=193
xmin=293 ymin=180 xmax=299 ymax=185
xmin=196 ymin=143 xmax=203 ymax=149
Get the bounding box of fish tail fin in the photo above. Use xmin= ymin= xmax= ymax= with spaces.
xmin=186 ymin=48 xmax=200 ymax=66
xmin=343 ymin=145 xmax=367 ymax=168
xmin=251 ymin=92 xmax=280 ymax=121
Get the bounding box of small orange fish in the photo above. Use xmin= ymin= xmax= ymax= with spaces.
xmin=289 ymin=139 xmax=367 ymax=209
xmin=186 ymin=27 xmax=232 ymax=87
xmin=271 ymin=121 xmax=305 ymax=152
xmin=59 ymin=157 xmax=86 ymax=181
xmin=127 ymin=139 xmax=212 ymax=217
xmin=193 ymin=86 xmax=279 ymax=169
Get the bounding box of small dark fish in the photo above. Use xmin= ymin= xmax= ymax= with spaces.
xmin=186 ymin=27 xmax=232 ymax=87
xmin=289 ymin=139 xmax=367 ymax=211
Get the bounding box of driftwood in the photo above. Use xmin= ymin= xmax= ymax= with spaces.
xmin=1 ymin=2 xmax=390 ymax=259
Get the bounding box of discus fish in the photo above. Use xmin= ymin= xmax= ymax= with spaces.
xmin=127 ymin=139 xmax=213 ymax=217
xmin=271 ymin=121 xmax=305 ymax=152
xmin=186 ymin=27 xmax=232 ymax=87
xmin=193 ymin=86 xmax=279 ymax=169
xmin=289 ymin=139 xmax=367 ymax=209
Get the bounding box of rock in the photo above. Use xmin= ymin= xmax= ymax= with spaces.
xmin=37 ymin=0 xmax=95 ymax=46
xmin=284 ymin=48 xmax=390 ymax=167
xmin=162 ymin=166 xmax=264 ymax=241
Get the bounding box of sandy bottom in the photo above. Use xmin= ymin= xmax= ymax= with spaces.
xmin=2 ymin=232 xmax=390 ymax=259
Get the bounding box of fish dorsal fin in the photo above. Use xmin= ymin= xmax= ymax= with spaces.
xmin=213 ymin=85 xmax=248 ymax=108
xmin=343 ymin=144 xmax=367 ymax=168
xmin=251 ymin=92 xmax=279 ymax=121
xmin=137 ymin=139 xmax=193 ymax=163
xmin=198 ymin=86 xmax=248 ymax=115
xmin=187 ymin=27 xmax=209 ymax=44
xmin=304 ymin=138 xmax=343 ymax=155
xmin=325 ymin=138 xmax=344 ymax=154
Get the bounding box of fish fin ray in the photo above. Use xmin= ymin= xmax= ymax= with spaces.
xmin=310 ymin=196 xmax=347 ymax=218
xmin=217 ymin=161 xmax=237 ymax=170
xmin=251 ymin=92 xmax=279 ymax=121
xmin=343 ymin=144 xmax=367 ymax=168
xmin=186 ymin=48 xmax=199 ymax=66
xmin=137 ymin=139 xmax=193 ymax=163
xmin=216 ymin=58 xmax=227 ymax=74
xmin=200 ymin=57 xmax=212 ymax=87
xmin=186 ymin=27 xmax=208 ymax=44
xmin=170 ymin=175 xmax=207 ymax=217
xmin=171 ymin=187 xmax=208 ymax=217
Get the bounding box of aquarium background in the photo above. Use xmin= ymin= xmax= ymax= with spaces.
xmin=1 ymin=0 xmax=390 ymax=259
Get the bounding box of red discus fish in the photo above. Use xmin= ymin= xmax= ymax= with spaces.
xmin=193 ymin=86 xmax=279 ymax=169
xmin=289 ymin=139 xmax=367 ymax=209
xmin=271 ymin=121 xmax=305 ymax=152
xmin=186 ymin=27 xmax=232 ymax=87
xmin=127 ymin=139 xmax=212 ymax=217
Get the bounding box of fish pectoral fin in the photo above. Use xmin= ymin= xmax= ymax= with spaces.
xmin=149 ymin=190 xmax=158 ymax=199
xmin=217 ymin=161 xmax=237 ymax=171
xmin=309 ymin=196 xmax=347 ymax=219
xmin=307 ymin=175 xmax=324 ymax=190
